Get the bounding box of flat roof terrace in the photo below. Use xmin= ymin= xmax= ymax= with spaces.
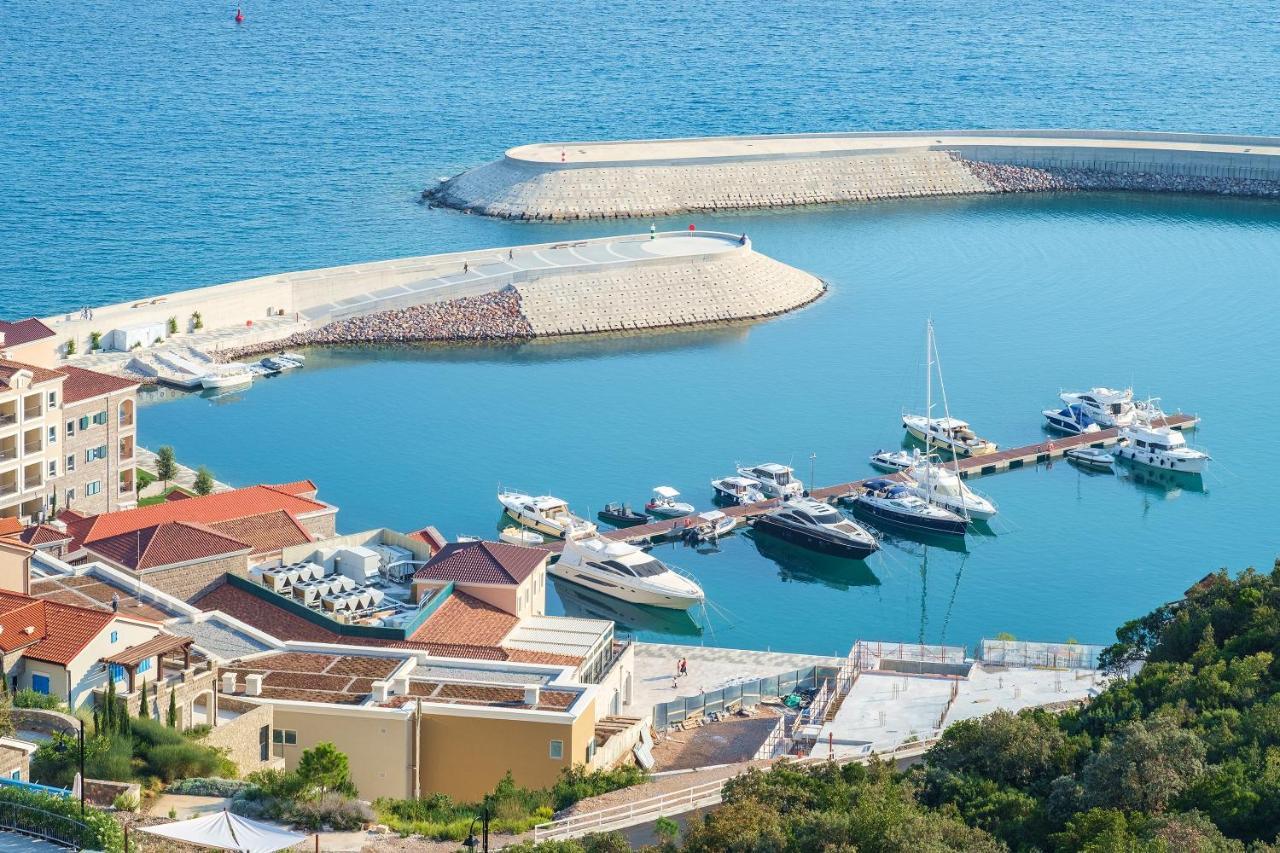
xmin=509 ymin=130 xmax=1280 ymax=165
xmin=222 ymin=650 xmax=413 ymax=705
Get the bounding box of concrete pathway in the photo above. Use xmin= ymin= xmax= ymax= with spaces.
xmin=66 ymin=315 xmax=306 ymax=375
xmin=147 ymin=793 xmax=230 ymax=819
xmin=0 ymin=830 xmax=64 ymax=852
xmin=136 ymin=445 xmax=233 ymax=498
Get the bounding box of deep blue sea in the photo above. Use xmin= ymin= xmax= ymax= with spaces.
xmin=4 ymin=2 xmax=1278 ymax=654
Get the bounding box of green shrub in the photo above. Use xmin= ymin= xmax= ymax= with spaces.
xmin=89 ymin=331 xmax=102 ymax=350
xmin=168 ymin=777 xmax=249 ymax=797
xmin=552 ymin=764 xmax=647 ymax=810
xmin=131 ymin=715 xmax=186 ymax=747
xmin=13 ymin=688 xmax=64 ymax=710
xmin=112 ymin=790 xmax=139 ymax=812
xmin=0 ymin=785 xmax=123 ymax=851
xmin=167 ymin=316 xmax=178 ymax=335
xmin=65 ymin=339 xmax=76 ymax=355
xmin=290 ymin=792 xmax=372 ymax=831
xmin=145 ymin=741 xmax=225 ymax=783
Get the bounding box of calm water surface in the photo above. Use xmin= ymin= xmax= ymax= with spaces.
xmin=5 ymin=2 xmax=1278 ymax=653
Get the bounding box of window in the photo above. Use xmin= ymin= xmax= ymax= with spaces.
xmin=47 ymin=391 xmax=57 ymax=408
xmin=138 ymin=658 xmax=152 ymax=673
xmin=86 ymin=481 xmax=101 ymax=497
xmin=66 ymin=454 xmax=75 ymax=473
xmin=272 ymin=729 xmax=297 ymax=745
xmin=48 ymin=426 xmax=56 ymax=445
xmin=66 ymin=420 xmax=74 ymax=437
xmin=32 ymin=674 xmax=50 ymax=694
xmin=549 ymin=740 xmax=564 ymax=760
xmin=65 ymin=488 xmax=75 ymax=505
xmin=93 ymin=412 xmax=107 ymax=426
xmin=110 ymin=631 xmax=118 ymax=643
xmin=259 ymin=726 xmax=270 ymax=762
xmin=109 ymin=664 xmax=124 ymax=683
xmin=96 ymin=445 xmax=107 ymax=460
xmin=78 ymin=416 xmax=89 ymax=431
xmin=48 ymin=460 xmax=56 ymax=478
xmin=8 ymin=770 xmax=18 ymax=781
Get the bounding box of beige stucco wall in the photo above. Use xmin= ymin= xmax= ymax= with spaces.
xmin=0 ymin=540 xmax=31 ymax=594
xmin=270 ymin=704 xmax=416 ymax=801
xmin=54 ymin=388 xmax=137 ymax=516
xmin=417 ymin=697 xmax=596 ymax=802
xmin=4 ymin=338 xmax=59 ymax=371
xmin=65 ymin=615 xmax=161 ymax=708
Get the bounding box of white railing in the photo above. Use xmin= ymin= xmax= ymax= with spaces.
xmin=752 ymin=714 xmax=790 ymax=761
xmin=533 ymin=732 xmax=939 ymax=841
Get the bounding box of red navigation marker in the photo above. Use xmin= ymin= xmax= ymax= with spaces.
xmin=235 ymin=7 xmax=244 ymax=23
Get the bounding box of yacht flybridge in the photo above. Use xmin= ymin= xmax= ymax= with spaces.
xmin=498 ymin=490 xmax=597 ymax=539
xmin=553 ymin=536 xmax=705 ymax=610
xmin=736 ymin=463 xmax=804 ymax=499
xmin=1059 ymin=387 xmax=1169 ymax=429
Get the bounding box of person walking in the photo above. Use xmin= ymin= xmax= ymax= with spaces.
xmin=650 ymin=223 xmax=656 ymax=240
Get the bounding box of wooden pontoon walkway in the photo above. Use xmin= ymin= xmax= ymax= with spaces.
xmin=543 ymin=413 xmax=1199 ymax=552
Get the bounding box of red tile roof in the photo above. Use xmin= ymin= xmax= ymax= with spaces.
xmin=88 ymin=521 xmax=250 ymax=571
xmin=414 ymin=541 xmax=548 ymax=587
xmin=0 ymin=519 xmax=22 ymax=537
xmin=19 ymin=524 xmax=72 ymax=546
xmin=0 ymin=601 xmax=47 ymax=653
xmin=208 ymin=511 xmax=312 ymax=553
xmin=64 ymin=484 xmax=329 ymax=549
xmin=0 ymin=590 xmax=123 ymax=665
xmin=0 ymin=360 xmax=64 ymax=388
xmin=406 ymin=526 xmax=448 ymax=553
xmin=269 ymin=480 xmax=318 ymax=498
xmin=407 ymin=591 xmax=516 ymax=646
xmin=0 ymin=319 xmax=55 ymax=348
xmin=57 ymin=366 xmax=139 ymax=404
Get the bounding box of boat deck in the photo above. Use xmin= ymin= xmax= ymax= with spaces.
xmin=544 ymin=414 xmax=1199 ymax=552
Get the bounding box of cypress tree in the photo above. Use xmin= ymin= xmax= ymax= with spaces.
xmin=103 ymin=675 xmax=116 ymax=734
xmin=167 ymin=690 xmax=178 ymax=728
xmin=138 ymin=681 xmax=149 ymax=719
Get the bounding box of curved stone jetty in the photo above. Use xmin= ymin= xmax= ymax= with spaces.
xmin=54 ymin=232 xmax=824 ymax=370
xmin=428 ymin=130 xmax=1280 ymax=220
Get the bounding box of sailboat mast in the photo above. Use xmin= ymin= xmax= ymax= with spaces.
xmin=930 ymin=323 xmax=970 ymax=521
xmin=925 ymin=320 xmax=934 ymax=504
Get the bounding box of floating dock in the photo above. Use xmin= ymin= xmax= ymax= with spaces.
xmin=547 ymin=414 xmax=1199 ymax=551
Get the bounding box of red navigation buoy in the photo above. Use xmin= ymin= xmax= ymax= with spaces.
xmin=235 ymin=8 xmax=244 ymax=23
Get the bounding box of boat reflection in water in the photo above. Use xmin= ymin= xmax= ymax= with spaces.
xmin=1119 ymin=462 xmax=1207 ymax=498
xmin=750 ymin=532 xmax=881 ymax=591
xmin=872 ymin=524 xmax=972 ymax=555
xmin=550 ymin=577 xmax=702 ymax=638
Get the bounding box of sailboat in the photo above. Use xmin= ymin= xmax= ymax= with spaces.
xmin=851 ymin=321 xmax=970 ymax=536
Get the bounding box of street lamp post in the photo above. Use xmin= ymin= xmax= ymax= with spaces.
xmin=78 ymin=717 xmax=85 ymax=816
xmin=463 ymin=797 xmax=490 ymax=853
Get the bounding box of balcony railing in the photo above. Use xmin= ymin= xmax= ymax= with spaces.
xmin=0 ymin=414 xmax=16 ymax=427
xmin=22 ymin=408 xmax=41 ymax=420
xmin=0 ymin=448 xmax=16 ymax=462
xmin=22 ymin=476 xmax=43 ymax=491
xmin=22 ymin=441 xmax=42 ymax=455
xmin=0 ymin=483 xmax=16 ymax=497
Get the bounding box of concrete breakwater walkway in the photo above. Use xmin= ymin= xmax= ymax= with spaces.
xmin=51 ymin=232 xmax=823 ymax=374
xmin=429 ymin=129 xmax=1280 ymax=220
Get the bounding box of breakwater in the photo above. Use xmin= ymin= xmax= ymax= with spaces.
xmin=428 ymin=130 xmax=1280 ymax=220
xmin=53 ymin=232 xmax=823 ymax=371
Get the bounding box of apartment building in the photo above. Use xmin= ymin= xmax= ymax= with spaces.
xmin=0 ymin=358 xmax=139 ymax=524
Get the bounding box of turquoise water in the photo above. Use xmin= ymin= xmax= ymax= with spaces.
xmin=5 ymin=3 xmax=1280 ymax=653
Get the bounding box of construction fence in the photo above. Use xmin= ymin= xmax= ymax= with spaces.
xmin=652 ymin=664 xmax=843 ymax=730
xmin=979 ymin=639 xmax=1108 ymax=670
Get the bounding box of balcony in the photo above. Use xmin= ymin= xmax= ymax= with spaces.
xmin=22 ymin=440 xmax=42 ymax=455
xmin=119 ymin=400 xmax=135 ymax=429
xmin=0 ymin=481 xmax=16 ymax=499
xmin=0 ymin=412 xmax=15 ymax=429
xmin=119 ymin=436 xmax=135 ymax=461
xmin=0 ymin=442 xmax=16 ymax=463
xmin=21 ymin=396 xmax=42 ymax=421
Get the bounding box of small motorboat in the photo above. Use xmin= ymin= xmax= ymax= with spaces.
xmin=262 ymin=355 xmax=303 ymax=372
xmin=1116 ymin=423 xmax=1209 ymax=474
xmin=1065 ymin=447 xmax=1115 ymax=471
xmin=680 ymin=510 xmax=736 ymax=544
xmin=553 ymin=536 xmax=705 ymax=610
xmin=845 ymin=479 xmax=968 ymax=536
xmin=1043 ymin=404 xmax=1102 ymax=435
xmin=498 ymin=490 xmax=597 ymax=539
xmin=200 ymin=369 xmax=254 ymax=391
xmin=645 ymin=486 xmax=695 ymax=519
xmin=736 ymin=463 xmax=804 ymax=499
xmin=711 ymin=475 xmax=766 ymax=506
xmin=869 ymin=449 xmax=916 ymax=472
xmin=751 ymin=496 xmax=879 ymax=559
xmin=902 ymin=415 xmax=997 ymax=457
xmin=597 ymin=502 xmax=650 ymax=527
xmin=499 ymin=527 xmax=546 ymax=546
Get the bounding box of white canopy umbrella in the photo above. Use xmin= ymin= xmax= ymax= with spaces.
xmin=138 ymin=810 xmax=307 ymax=853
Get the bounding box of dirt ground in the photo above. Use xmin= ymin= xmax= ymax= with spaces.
xmin=651 ymin=709 xmax=783 ymax=772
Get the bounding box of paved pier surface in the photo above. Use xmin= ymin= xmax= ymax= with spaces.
xmin=433 ymin=129 xmax=1280 ymax=220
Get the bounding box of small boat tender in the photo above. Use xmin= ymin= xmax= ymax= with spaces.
xmin=645 ymin=486 xmax=695 ymax=519
xmin=1065 ymin=447 xmax=1115 ymax=471
xmin=597 ymin=502 xmax=650 ymax=527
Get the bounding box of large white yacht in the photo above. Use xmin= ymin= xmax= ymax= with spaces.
xmin=902 ymin=458 xmax=998 ymax=521
xmin=736 ymin=463 xmax=804 ymax=499
xmin=752 ymin=497 xmax=879 ymax=559
xmin=1116 ymin=423 xmax=1209 ymax=474
xmin=497 ymin=490 xmax=597 ymax=539
xmin=553 ymin=537 xmax=705 ymax=610
xmin=1058 ymin=387 xmax=1171 ymax=429
xmin=711 ymin=475 xmax=767 ymax=506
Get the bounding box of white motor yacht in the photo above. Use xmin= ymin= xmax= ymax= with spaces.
xmin=499 ymin=527 xmax=546 ymax=546
xmin=645 ymin=486 xmax=695 ymax=518
xmin=846 ymin=480 xmax=969 ymax=536
xmin=1116 ymin=423 xmax=1209 ymax=474
xmin=497 ymin=490 xmax=597 ymax=539
xmin=1058 ymin=387 xmax=1163 ymax=428
xmin=902 ymin=415 xmax=997 ymax=457
xmin=711 ymin=475 xmax=767 ymax=506
xmin=869 ymin=449 xmax=917 ymax=472
xmin=736 ymin=463 xmax=804 ymax=499
xmin=902 ymin=458 xmax=997 ymax=521
xmin=199 ymin=367 xmax=254 ymax=390
xmin=553 ymin=536 xmax=705 ymax=610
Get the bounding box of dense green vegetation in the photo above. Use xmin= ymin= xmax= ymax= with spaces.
xmin=512 ymin=563 xmax=1280 ymax=852
xmin=0 ymin=786 xmax=122 ymax=851
xmin=232 ymin=742 xmax=372 ymax=830
xmin=375 ymin=765 xmax=647 ymax=840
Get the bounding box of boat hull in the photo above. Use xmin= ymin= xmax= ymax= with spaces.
xmin=752 ymin=515 xmax=878 ymax=559
xmin=597 ymin=511 xmax=649 ymax=527
xmin=200 ymin=373 xmax=253 ymax=390
xmin=849 ymin=498 xmax=968 ymax=536
xmin=547 ymin=562 xmax=703 ymax=610
xmin=903 ymin=423 xmax=995 ymax=457
xmin=1114 ymin=446 xmax=1208 ymax=474
xmin=503 ymin=507 xmax=566 ymax=538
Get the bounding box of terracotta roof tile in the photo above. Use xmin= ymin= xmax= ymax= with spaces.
xmin=414 ymin=541 xmax=548 ymax=587
xmin=407 ymin=591 xmax=517 ymax=646
xmin=406 ymin=526 xmax=448 ymax=553
xmin=207 ymin=511 xmax=312 ymax=553
xmin=87 ymin=521 xmax=250 ymax=570
xmin=0 ymin=601 xmax=47 ymax=653
xmin=0 ymin=360 xmax=64 ymax=387
xmin=19 ymin=524 xmax=73 ymax=546
xmin=0 ymin=590 xmax=119 ymax=665
xmin=29 ymin=576 xmax=172 ymax=621
xmin=63 ymin=484 xmax=329 ymax=549
xmin=0 ymin=519 xmax=23 ymax=536
xmin=56 ymin=366 xmax=139 ymax=404
xmin=268 ymin=480 xmax=318 ymax=497
xmin=0 ymin=319 xmax=55 ymax=347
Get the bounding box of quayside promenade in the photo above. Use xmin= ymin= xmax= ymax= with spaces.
xmin=429 ymin=129 xmax=1280 ymax=219
xmin=49 ymin=231 xmax=823 ymax=375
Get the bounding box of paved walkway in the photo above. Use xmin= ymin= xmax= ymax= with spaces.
xmin=136 ymin=445 xmax=233 ymax=498
xmin=66 ymin=315 xmax=305 ymax=374
xmin=0 ymin=830 xmax=63 ymax=852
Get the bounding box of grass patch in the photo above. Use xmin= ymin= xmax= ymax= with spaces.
xmin=138 ymin=485 xmax=195 ymax=507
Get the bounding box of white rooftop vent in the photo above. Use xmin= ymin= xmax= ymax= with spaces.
xmin=524 ymin=686 xmax=541 ymax=706
xmin=371 ymin=681 xmax=390 ymax=703
xmin=221 ymin=672 xmax=238 ymax=693
xmin=244 ymin=674 xmax=263 ymax=697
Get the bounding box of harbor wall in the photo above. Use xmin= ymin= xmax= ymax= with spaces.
xmin=48 ymin=233 xmax=824 ymax=366
xmin=429 ymin=130 xmax=1280 ymax=220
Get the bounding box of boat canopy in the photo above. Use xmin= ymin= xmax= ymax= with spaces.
xmin=698 ymin=510 xmax=727 ymax=522
xmin=652 ymin=486 xmax=681 ymax=498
